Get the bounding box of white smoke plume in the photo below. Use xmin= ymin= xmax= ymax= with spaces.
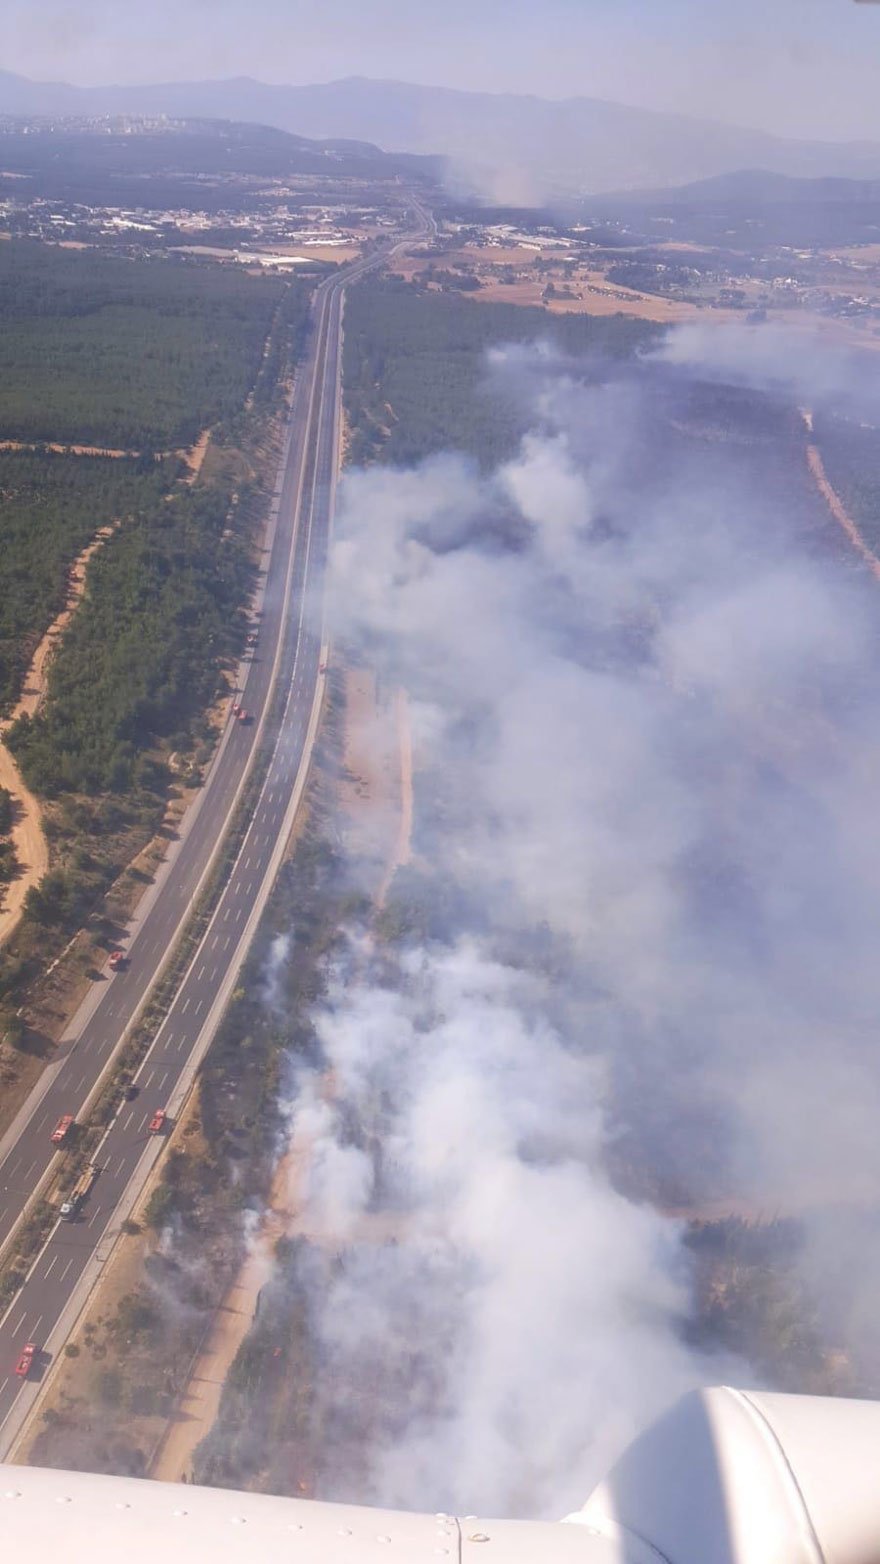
xmin=261 ymin=930 xmax=292 ymax=1014
xmin=284 ymin=941 xmax=708 ymax=1517
xmin=277 ymin=327 xmax=880 ymax=1515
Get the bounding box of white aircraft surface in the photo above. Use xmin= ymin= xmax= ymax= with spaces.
xmin=1 ymin=1385 xmax=877 ymax=1562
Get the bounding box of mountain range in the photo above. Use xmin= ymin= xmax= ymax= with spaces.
xmin=4 ymin=69 xmax=880 ymax=198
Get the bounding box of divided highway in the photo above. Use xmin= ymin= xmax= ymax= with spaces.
xmin=0 ymin=207 xmax=429 ymax=1450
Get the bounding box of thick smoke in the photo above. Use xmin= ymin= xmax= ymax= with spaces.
xmin=284 ymin=941 xmax=707 ymax=1516
xmin=654 ymin=319 xmax=880 ymax=422
xmin=277 ymin=329 xmax=880 ymax=1515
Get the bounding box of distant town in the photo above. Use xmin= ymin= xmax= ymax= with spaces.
xmin=4 ymin=115 xmax=880 ymax=346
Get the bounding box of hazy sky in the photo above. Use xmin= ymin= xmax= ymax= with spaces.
xmin=4 ymin=0 xmax=880 ymax=140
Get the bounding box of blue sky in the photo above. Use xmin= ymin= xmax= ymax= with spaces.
xmin=4 ymin=0 xmax=880 ymax=140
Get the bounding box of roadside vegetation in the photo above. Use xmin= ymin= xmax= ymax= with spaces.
xmin=0 ymin=241 xmax=289 ymax=449
xmin=8 ymin=478 xmax=252 ymax=798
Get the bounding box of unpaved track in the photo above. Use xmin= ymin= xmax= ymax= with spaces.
xmin=150 ymin=1153 xmax=299 ymax=1482
xmin=0 ymin=523 xmax=119 ymax=947
xmin=150 ymin=1241 xmax=277 ymax=1482
xmin=182 ymin=428 xmax=211 ymax=483
xmin=802 ymin=408 xmax=880 ymax=582
xmin=0 ymin=430 xmax=211 ymax=468
xmin=13 ymin=525 xmax=117 ymax=723
xmin=0 ymin=749 xmax=47 ymax=944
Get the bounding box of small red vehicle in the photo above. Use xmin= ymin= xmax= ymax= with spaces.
xmin=231 ymin=701 xmax=241 ymax=716
xmin=236 ymin=707 xmax=249 ymax=724
xmin=50 ymin=1114 xmax=74 ymax=1146
xmin=15 ymin=1342 xmax=36 ymax=1379
xmin=148 ymin=1109 xmax=167 ymax=1135
xmin=108 ymin=950 xmax=126 ymax=971
xmin=246 ymin=632 xmax=258 ymax=647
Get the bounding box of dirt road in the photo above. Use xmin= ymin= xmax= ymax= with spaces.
xmin=150 ymin=1239 xmax=276 ymax=1482
xmin=802 ymin=409 xmax=880 ymax=582
xmin=0 ymin=430 xmax=211 ymax=470
xmin=150 ymin=1149 xmax=304 ymax=1483
xmin=0 ymin=523 xmax=118 ymax=947
xmin=0 ymin=748 xmax=48 ymax=945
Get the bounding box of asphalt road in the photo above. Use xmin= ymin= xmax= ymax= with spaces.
xmin=0 ymin=209 xmax=428 ymax=1443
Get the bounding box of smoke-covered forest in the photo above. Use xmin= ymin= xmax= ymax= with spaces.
xmin=21 ymin=255 xmax=880 ymax=1524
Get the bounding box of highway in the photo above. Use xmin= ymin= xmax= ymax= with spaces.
xmin=0 ymin=204 xmax=430 ymax=1449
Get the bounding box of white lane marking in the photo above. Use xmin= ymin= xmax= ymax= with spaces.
xmin=210 ymin=934 xmax=220 ymax=951
xmin=30 ymin=1315 xmax=42 ymax=1338
xmin=43 ymin=1255 xmax=58 ymax=1281
xmin=157 ymin=1072 xmax=168 ymax=1091
xmin=122 ymin=1110 xmax=134 ymax=1132
xmin=223 ymin=906 xmax=231 ymax=921
xmin=181 ymin=998 xmax=190 ymax=1015
xmin=137 ymin=1112 xmax=149 ymax=1132
xmin=59 ymin=1258 xmax=74 ymax=1282
xmin=23 ymin=1160 xmax=37 ymax=1180
xmin=195 ymin=1001 xmax=204 ymax=1017
xmin=144 ymin=1069 xmax=155 ymax=1088
xmin=6 ymin=1158 xmax=20 ymax=1178
xmin=9 ymin=1311 xmax=25 ymax=1335
xmin=243 ymin=855 xmax=251 ymax=870
xmin=210 ymin=965 xmax=219 ymax=982
xmin=88 ymin=1205 xmax=103 ymax=1228
xmin=223 ymin=936 xmax=231 ymax=951
xmin=196 ymin=965 xmax=206 ymax=981
xmin=115 ymin=1156 xmax=127 ymax=1178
